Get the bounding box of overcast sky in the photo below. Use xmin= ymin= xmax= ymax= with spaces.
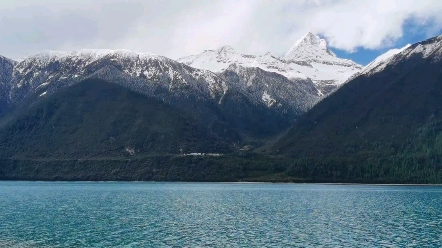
xmin=1 ymin=0 xmax=442 ymax=64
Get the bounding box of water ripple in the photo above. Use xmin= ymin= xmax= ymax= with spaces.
xmin=0 ymin=182 xmax=441 ymax=247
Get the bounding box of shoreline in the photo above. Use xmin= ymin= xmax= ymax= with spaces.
xmin=1 ymin=180 xmax=442 ymax=186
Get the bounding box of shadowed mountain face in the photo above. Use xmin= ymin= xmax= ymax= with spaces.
xmin=0 ymin=78 xmax=233 ymax=159
xmin=0 ymin=56 xmax=16 ymax=116
xmin=273 ymin=35 xmax=442 ymax=160
xmin=0 ymin=56 xmax=15 ymax=84
xmin=218 ymin=64 xmax=319 ymax=138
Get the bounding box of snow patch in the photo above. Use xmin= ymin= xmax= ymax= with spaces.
xmin=125 ymin=147 xmax=135 ymax=156
xmin=407 ymin=40 xmax=442 ymax=58
xmin=262 ymin=91 xmax=277 ymax=107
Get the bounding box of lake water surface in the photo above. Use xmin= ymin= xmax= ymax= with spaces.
xmin=0 ymin=182 xmax=441 ymax=247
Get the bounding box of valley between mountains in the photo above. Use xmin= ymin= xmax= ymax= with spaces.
xmin=1 ymin=32 xmax=442 ymax=183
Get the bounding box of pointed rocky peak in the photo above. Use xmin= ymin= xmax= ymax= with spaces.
xmin=296 ymin=32 xmax=327 ymax=48
xmin=283 ymin=32 xmax=336 ymax=61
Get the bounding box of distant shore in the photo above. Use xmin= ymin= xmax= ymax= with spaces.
xmin=1 ymin=180 xmax=442 ymax=186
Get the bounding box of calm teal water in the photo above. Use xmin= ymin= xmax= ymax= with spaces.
xmin=0 ymin=182 xmax=441 ymax=247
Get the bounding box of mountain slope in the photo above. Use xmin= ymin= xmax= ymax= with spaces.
xmin=361 ymin=44 xmax=411 ymax=74
xmin=215 ymin=64 xmax=320 ymax=137
xmin=0 ymin=56 xmax=16 ymax=115
xmin=3 ymin=49 xmax=317 ymax=140
xmin=219 ymin=64 xmax=319 ymax=114
xmin=0 ymin=55 xmax=15 ymax=83
xmin=274 ymin=34 xmax=442 ymax=156
xmin=10 ymin=49 xmax=228 ymax=106
xmin=0 ymin=78 xmax=297 ymax=182
xmin=178 ymin=32 xmax=362 ymax=95
xmin=263 ymin=34 xmax=442 ymax=183
xmin=0 ymin=78 xmax=232 ymax=159
xmin=177 ymin=46 xmax=309 ymax=80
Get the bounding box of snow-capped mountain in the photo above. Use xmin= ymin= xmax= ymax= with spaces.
xmin=178 ymin=32 xmax=362 ymax=95
xmin=0 ymin=48 xmax=321 ymax=139
xmin=284 ymin=32 xmax=336 ymax=61
xmin=178 ymin=46 xmax=308 ymax=80
xmin=273 ymin=33 xmax=442 ymax=163
xmin=362 ymin=35 xmax=442 ymax=76
xmin=362 ymin=44 xmax=411 ymax=73
xmin=9 ymin=49 xmax=229 ymax=105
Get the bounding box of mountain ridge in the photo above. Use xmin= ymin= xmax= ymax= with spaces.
xmin=178 ymin=32 xmax=362 ymax=95
xmin=0 ymin=47 xmax=321 ymax=145
xmin=1 ymin=34 xmax=442 ymax=183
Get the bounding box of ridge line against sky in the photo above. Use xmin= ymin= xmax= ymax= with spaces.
xmin=0 ymin=0 xmax=441 ymax=65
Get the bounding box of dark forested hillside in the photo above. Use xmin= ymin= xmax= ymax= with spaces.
xmin=0 ymin=78 xmax=233 ymax=159
xmin=275 ymin=54 xmax=442 ymax=157
xmin=0 ymin=56 xmax=15 ymax=116
xmin=268 ymin=35 xmax=442 ymax=183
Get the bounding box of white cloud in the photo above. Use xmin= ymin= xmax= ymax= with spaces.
xmin=290 ymin=0 xmax=442 ymax=52
xmin=0 ymin=0 xmax=441 ymax=60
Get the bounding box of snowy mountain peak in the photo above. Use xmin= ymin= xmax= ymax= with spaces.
xmin=26 ymin=49 xmax=162 ymax=64
xmin=177 ymin=32 xmax=362 ymax=95
xmin=362 ymin=44 xmax=411 ymax=74
xmin=10 ymin=47 xmax=232 ymax=108
xmin=217 ymin=45 xmax=235 ymax=54
xmin=363 ymin=34 xmax=442 ymax=76
xmin=178 ymin=45 xmax=244 ymax=73
xmin=284 ymin=32 xmax=336 ymax=61
xmin=296 ymin=32 xmax=327 ymax=49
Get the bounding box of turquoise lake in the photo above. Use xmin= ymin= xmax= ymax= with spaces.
xmin=0 ymin=182 xmax=441 ymax=247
